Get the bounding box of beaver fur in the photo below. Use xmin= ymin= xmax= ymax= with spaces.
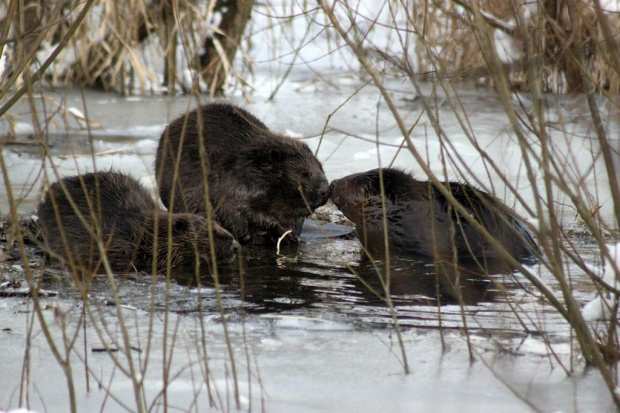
xmin=38 ymin=171 xmax=239 ymax=273
xmin=330 ymin=168 xmax=539 ymax=262
xmin=155 ymin=103 xmax=330 ymax=245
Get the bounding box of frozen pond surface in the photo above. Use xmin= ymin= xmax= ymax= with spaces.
xmin=0 ymin=82 xmax=619 ymax=412
xmin=2 ymin=81 xmax=618 ymax=228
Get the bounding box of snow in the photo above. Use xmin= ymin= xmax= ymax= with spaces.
xmin=0 ymin=48 xmax=8 ymax=81
xmin=285 ymin=129 xmax=303 ymax=138
xmin=494 ymin=29 xmax=522 ymax=64
xmin=10 ymin=122 xmax=34 ymax=136
xmin=0 ymin=410 xmax=40 ymax=413
xmin=581 ymin=243 xmax=620 ymax=321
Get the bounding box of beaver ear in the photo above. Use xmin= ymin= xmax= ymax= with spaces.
xmin=268 ymin=149 xmax=283 ymax=163
xmin=172 ymin=219 xmax=188 ymax=235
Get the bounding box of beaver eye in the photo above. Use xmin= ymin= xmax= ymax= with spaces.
xmin=173 ymin=219 xmax=188 ymax=235
xmin=269 ymin=149 xmax=283 ymax=163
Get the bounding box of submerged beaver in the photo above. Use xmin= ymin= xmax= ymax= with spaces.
xmin=38 ymin=171 xmax=239 ymax=273
xmin=155 ymin=103 xmax=330 ymax=245
xmin=330 ymin=168 xmax=539 ymax=263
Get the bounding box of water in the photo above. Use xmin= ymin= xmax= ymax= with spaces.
xmin=0 ymin=83 xmax=619 ymax=411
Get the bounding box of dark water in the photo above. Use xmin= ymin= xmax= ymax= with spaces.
xmin=26 ymin=219 xmax=532 ymax=332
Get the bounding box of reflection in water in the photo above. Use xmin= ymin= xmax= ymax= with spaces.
xmin=31 ymin=221 xmax=525 ymax=327
xmin=351 ymin=257 xmax=499 ymax=307
xmin=171 ymin=236 xmax=520 ymax=320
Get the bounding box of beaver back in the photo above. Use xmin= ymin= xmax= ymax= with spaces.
xmin=330 ymin=168 xmax=538 ymax=263
xmin=38 ymin=171 xmax=238 ymax=273
xmin=155 ymin=103 xmax=330 ymax=244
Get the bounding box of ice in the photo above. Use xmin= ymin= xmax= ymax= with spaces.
xmin=0 ymin=409 xmax=40 ymax=413
xmin=260 ymin=337 xmax=283 ymax=348
xmin=133 ymin=139 xmax=159 ymax=154
xmin=353 ymin=151 xmax=371 ymax=160
xmin=264 ymin=315 xmax=352 ymax=331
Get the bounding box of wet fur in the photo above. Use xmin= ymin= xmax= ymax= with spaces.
xmin=330 ymin=168 xmax=539 ymax=262
xmin=38 ymin=171 xmax=238 ymax=273
xmin=155 ymin=103 xmax=330 ymax=245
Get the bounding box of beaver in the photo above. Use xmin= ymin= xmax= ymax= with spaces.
xmin=155 ymin=103 xmax=330 ymax=245
xmin=37 ymin=171 xmax=239 ymax=273
xmin=330 ymin=168 xmax=539 ymax=263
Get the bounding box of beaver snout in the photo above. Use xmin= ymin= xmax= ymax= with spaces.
xmin=328 ymin=181 xmax=339 ymax=204
xmin=329 ymin=179 xmax=349 ymax=205
xmin=318 ymin=181 xmax=331 ymax=202
xmin=307 ymin=176 xmax=331 ymax=209
xmin=232 ymin=239 xmax=241 ymax=256
xmin=219 ymin=239 xmax=241 ymax=264
xmin=329 ymin=178 xmax=364 ymax=212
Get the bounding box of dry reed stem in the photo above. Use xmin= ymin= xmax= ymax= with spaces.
xmin=320 ymin=0 xmax=620 ymax=406
xmin=468 ymin=1 xmax=619 ymax=406
xmin=2 ymin=0 xmax=620 ymax=410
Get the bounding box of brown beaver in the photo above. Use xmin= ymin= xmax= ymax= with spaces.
xmin=37 ymin=171 xmax=239 ymax=273
xmin=330 ymin=168 xmax=539 ymax=263
xmin=155 ymin=103 xmax=330 ymax=245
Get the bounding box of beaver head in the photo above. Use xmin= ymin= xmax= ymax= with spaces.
xmin=154 ymin=213 xmax=240 ymax=268
xmin=330 ymin=168 xmax=414 ymax=219
xmin=239 ymin=134 xmax=330 ymax=217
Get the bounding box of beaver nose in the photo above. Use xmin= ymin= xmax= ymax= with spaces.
xmin=319 ymin=181 xmax=331 ymax=200
xmin=328 ymin=182 xmax=335 ymax=194
xmin=232 ymin=240 xmax=241 ymax=255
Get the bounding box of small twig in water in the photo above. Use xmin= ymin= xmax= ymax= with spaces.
xmin=276 ymin=230 xmax=293 ymax=255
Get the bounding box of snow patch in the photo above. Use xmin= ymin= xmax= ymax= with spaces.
xmin=285 ymin=129 xmax=303 ymax=138
xmin=581 ymin=243 xmax=620 ymax=321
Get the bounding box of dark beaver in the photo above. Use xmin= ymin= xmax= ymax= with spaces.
xmin=38 ymin=171 xmax=239 ymax=273
xmin=330 ymin=168 xmax=539 ymax=263
xmin=155 ymin=103 xmax=330 ymax=245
